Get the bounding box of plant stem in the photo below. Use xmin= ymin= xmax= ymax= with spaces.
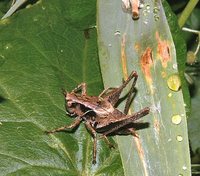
xmin=182 ymin=27 xmax=200 ymax=56
xmin=178 ymin=0 xmax=199 ymax=28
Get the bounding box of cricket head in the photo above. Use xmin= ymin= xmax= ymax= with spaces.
xmin=62 ymin=90 xmax=78 ymax=116
xmin=63 ymin=90 xmax=90 ymax=117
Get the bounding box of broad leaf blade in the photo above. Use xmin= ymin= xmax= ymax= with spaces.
xmin=0 ymin=0 xmax=123 ymax=175
xmin=97 ymin=0 xmax=191 ymax=175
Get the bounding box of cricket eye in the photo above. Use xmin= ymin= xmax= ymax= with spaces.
xmin=67 ymin=101 xmax=73 ymax=107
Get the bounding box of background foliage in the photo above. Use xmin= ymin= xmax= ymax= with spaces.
xmin=0 ymin=0 xmax=199 ymax=175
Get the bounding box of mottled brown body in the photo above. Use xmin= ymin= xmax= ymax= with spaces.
xmin=46 ymin=71 xmax=150 ymax=164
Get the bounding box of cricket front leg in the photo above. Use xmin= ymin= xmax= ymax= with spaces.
xmin=85 ymin=122 xmax=97 ymax=164
xmin=45 ymin=117 xmax=82 ymax=134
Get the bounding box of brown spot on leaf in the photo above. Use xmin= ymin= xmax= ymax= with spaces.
xmin=140 ymin=47 xmax=153 ymax=84
xmin=156 ymin=32 xmax=171 ymax=68
xmin=121 ymin=34 xmax=128 ymax=79
xmin=134 ymin=138 xmax=149 ymax=176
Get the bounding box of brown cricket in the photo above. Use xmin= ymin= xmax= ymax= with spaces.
xmin=46 ymin=71 xmax=150 ymax=164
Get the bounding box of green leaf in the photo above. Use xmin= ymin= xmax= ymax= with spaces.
xmin=188 ymin=71 xmax=200 ymax=153
xmin=97 ymin=0 xmax=191 ymax=175
xmin=162 ymin=0 xmax=191 ymax=115
xmin=0 ymin=0 xmax=124 ymax=175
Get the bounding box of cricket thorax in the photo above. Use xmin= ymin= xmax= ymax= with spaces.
xmin=65 ymin=92 xmax=115 ymax=116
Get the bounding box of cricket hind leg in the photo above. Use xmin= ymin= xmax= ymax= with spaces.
xmin=45 ymin=117 xmax=82 ymax=134
xmin=123 ymin=81 xmax=137 ymax=114
xmin=85 ymin=122 xmax=97 ymax=164
xmin=100 ymin=71 xmax=138 ymax=106
xmin=101 ymin=127 xmax=139 ymax=144
xmin=102 ymin=107 xmax=150 ymax=136
xmin=115 ymin=128 xmax=139 ymax=138
xmin=99 ymin=87 xmax=117 ymax=98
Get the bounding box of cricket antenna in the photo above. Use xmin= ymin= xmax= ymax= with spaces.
xmin=61 ymin=88 xmax=67 ymax=96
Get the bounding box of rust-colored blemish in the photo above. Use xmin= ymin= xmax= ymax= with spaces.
xmin=140 ymin=47 xmax=153 ymax=84
xmin=121 ymin=34 xmax=128 ymax=80
xmin=156 ymin=32 xmax=171 ymax=68
xmin=132 ymin=0 xmax=139 ymax=20
xmin=135 ymin=137 xmax=149 ymax=176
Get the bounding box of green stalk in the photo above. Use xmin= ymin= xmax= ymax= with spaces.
xmin=178 ymin=0 xmax=199 ymax=28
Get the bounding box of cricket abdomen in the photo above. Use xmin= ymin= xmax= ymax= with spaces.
xmin=94 ymin=109 xmax=126 ymax=130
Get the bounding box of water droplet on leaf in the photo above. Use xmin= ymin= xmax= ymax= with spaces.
xmin=146 ymin=4 xmax=150 ymax=10
xmin=167 ymin=74 xmax=181 ymax=91
xmin=172 ymin=63 xmax=177 ymax=70
xmin=143 ymin=20 xmax=148 ymax=24
xmin=114 ymin=30 xmax=121 ymax=36
xmin=172 ymin=115 xmax=182 ymax=125
xmin=4 ymin=43 xmax=12 ymax=50
xmin=168 ymin=93 xmax=172 ymax=97
xmin=176 ymin=135 xmax=183 ymax=142
xmin=154 ymin=15 xmax=159 ymax=21
xmin=182 ymin=165 xmax=187 ymax=170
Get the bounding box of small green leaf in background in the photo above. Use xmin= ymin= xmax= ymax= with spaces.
xmin=0 ymin=0 xmax=124 ymax=175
